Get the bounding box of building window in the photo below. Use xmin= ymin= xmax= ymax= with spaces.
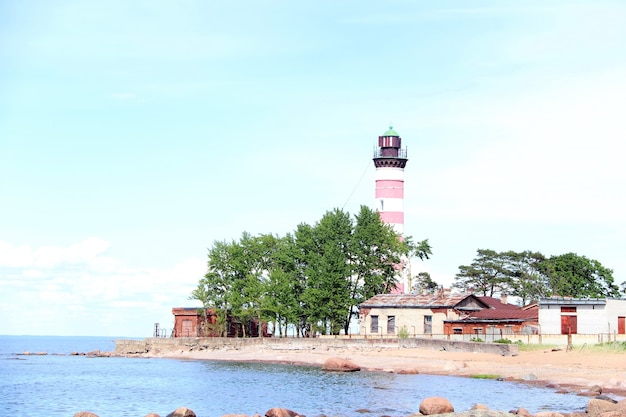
xmin=424 ymin=315 xmax=432 ymax=334
xmin=371 ymin=315 xmax=379 ymax=333
xmin=453 ymin=328 xmax=462 ymax=334
xmin=387 ymin=316 xmax=395 ymax=334
xmin=504 ymin=325 xmax=513 ymax=334
xmin=473 ymin=328 xmax=483 ymax=335
xmin=561 ymin=306 xmax=576 ymax=313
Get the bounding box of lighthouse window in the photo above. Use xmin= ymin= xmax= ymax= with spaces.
xmin=380 ymin=200 xmax=384 ymax=211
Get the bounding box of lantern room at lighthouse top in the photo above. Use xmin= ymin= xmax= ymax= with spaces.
xmin=374 ymin=126 xmax=407 ymax=162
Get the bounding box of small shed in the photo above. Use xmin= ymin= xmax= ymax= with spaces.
xmin=172 ymin=308 xmax=220 ymax=337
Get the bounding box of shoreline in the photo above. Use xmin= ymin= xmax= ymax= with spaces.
xmin=143 ymin=344 xmax=626 ymax=399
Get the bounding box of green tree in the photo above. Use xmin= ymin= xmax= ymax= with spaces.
xmin=227 ymin=232 xmax=274 ymax=337
xmin=501 ymin=250 xmax=548 ymax=304
xmin=348 ymin=205 xmax=408 ymax=333
xmin=298 ymin=209 xmax=354 ymax=335
xmin=192 ymin=207 xmax=433 ymax=338
xmin=453 ymin=249 xmax=510 ymax=296
xmin=405 ymin=236 xmax=433 ymax=261
xmin=262 ymin=233 xmax=302 ymax=337
xmin=541 ymin=253 xmax=619 ymax=298
xmin=190 ymin=240 xmax=235 ymax=336
xmin=412 ymin=271 xmax=439 ymax=294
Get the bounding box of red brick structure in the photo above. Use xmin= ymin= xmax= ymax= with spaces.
xmin=172 ymin=308 xmax=219 ymax=337
xmin=172 ymin=307 xmax=269 ymax=338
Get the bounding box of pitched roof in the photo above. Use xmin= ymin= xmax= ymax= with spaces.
xmin=478 ymin=296 xmax=521 ymax=310
xmin=359 ymin=293 xmax=488 ymax=310
xmin=464 ymin=306 xmax=538 ymax=321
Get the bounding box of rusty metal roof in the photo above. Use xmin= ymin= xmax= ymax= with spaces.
xmin=465 ymin=306 xmax=538 ymax=320
xmin=478 ymin=296 xmax=521 ymax=310
xmin=359 ymin=292 xmax=481 ymax=309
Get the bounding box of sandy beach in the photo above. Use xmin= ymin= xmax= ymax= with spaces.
xmin=156 ymin=344 xmax=626 ymax=398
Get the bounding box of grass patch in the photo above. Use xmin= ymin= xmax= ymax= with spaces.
xmin=517 ymin=343 xmax=561 ymax=352
xmin=516 ymin=342 xmax=626 ymax=353
xmin=470 ymin=374 xmax=500 ymax=380
xmin=579 ymin=342 xmax=626 ymax=352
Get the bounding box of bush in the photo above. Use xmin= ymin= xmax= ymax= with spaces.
xmin=470 ymin=337 xmax=484 ymax=343
xmin=397 ymin=326 xmax=410 ymax=339
xmin=470 ymin=374 xmax=501 ymax=379
xmin=493 ymin=338 xmax=513 ymax=344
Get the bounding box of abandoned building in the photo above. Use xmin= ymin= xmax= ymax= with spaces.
xmin=358 ymin=291 xmax=538 ymax=339
xmin=171 ymin=307 xmax=269 ymax=338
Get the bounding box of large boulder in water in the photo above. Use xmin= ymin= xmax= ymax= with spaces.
xmin=322 ymin=357 xmax=360 ymax=372
xmin=587 ymin=399 xmax=619 ymax=416
xmin=265 ymin=408 xmax=301 ymax=417
xmin=166 ymin=407 xmax=196 ymax=417
xmin=419 ymin=397 xmax=454 ymax=415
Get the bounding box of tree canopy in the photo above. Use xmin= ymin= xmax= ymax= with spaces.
xmin=453 ymin=249 xmax=619 ymax=303
xmin=191 ymin=205 xmax=431 ymax=337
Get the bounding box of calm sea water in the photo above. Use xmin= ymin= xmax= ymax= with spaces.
xmin=0 ymin=336 xmax=593 ymax=417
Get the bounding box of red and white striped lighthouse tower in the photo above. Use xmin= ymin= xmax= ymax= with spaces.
xmin=373 ymin=126 xmax=409 ymax=293
xmin=373 ymin=126 xmax=408 ymax=236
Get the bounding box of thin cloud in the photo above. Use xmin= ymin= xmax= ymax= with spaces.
xmin=0 ymin=239 xmax=205 ymax=336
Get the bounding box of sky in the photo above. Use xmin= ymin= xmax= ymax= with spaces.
xmin=1 ymin=0 xmax=625 ymax=337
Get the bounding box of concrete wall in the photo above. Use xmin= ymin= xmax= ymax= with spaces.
xmin=577 ymin=304 xmax=607 ymax=334
xmin=115 ymin=336 xmax=518 ymax=356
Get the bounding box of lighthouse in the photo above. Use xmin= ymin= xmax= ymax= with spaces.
xmin=373 ymin=126 xmax=409 ymax=293
xmin=373 ymin=126 xmax=408 ymax=236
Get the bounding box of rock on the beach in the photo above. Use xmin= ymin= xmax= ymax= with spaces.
xmin=265 ymin=407 xmax=301 ymax=417
xmin=580 ymin=385 xmax=603 ymax=396
xmin=397 ymin=368 xmax=420 ymax=375
xmin=587 ymin=399 xmax=619 ymax=416
xmin=534 ymin=412 xmax=565 ymax=417
xmin=513 ymin=407 xmax=532 ymax=416
xmin=471 ymin=404 xmax=489 ymax=410
xmin=596 ymin=412 xmax=626 ymax=417
xmin=321 ymin=357 xmax=360 ymax=372
xmin=596 ymin=395 xmax=618 ymax=404
xmin=166 ymin=407 xmax=196 ymax=417
xmin=74 ymin=413 xmax=99 ymax=417
xmin=144 ymin=414 xmax=161 ymax=417
xmin=419 ymin=396 xmax=454 ymax=415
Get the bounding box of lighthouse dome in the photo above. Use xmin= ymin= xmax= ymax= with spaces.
xmin=383 ymin=126 xmax=399 ymax=137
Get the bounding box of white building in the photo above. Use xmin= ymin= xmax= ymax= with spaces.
xmin=538 ymin=297 xmax=626 ymax=335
